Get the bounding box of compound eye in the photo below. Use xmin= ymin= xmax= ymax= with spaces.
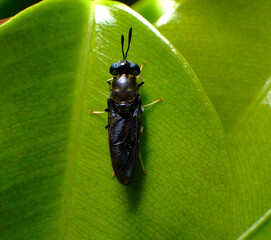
xmin=110 ymin=62 xmax=121 ymax=76
xmin=129 ymin=62 xmax=140 ymax=76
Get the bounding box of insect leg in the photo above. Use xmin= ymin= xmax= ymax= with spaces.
xmin=89 ymin=106 xmax=109 ymax=114
xmin=142 ymin=97 xmax=163 ymax=110
xmin=137 ymin=75 xmax=145 ymax=88
xmin=89 ymin=108 xmax=110 ymax=129
xmin=140 ymin=61 xmax=145 ymax=71
xmin=89 ymin=109 xmax=107 ymax=114
xmin=139 ymin=152 xmax=147 ymax=174
xmin=112 ymin=172 xmax=115 ymax=177
xmin=107 ymin=77 xmax=113 ymax=85
xmin=137 ymin=62 xmax=146 ymax=88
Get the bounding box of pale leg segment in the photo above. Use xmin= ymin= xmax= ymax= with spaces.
xmin=138 ymin=62 xmax=145 ymax=88
xmin=139 ymin=152 xmax=147 ymax=174
xmin=107 ymin=77 xmax=113 ymax=85
xmin=140 ymin=61 xmax=145 ymax=71
xmin=142 ymin=97 xmax=163 ymax=110
xmin=89 ymin=110 xmax=106 ymax=114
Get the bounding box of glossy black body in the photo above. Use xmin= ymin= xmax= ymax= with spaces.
xmin=107 ymin=28 xmax=143 ymax=185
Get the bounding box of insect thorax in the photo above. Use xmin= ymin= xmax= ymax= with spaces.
xmin=110 ymin=74 xmax=138 ymax=103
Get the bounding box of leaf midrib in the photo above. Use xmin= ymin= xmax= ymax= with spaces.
xmin=62 ymin=2 xmax=94 ymax=239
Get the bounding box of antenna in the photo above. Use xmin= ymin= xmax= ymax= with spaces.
xmin=121 ymin=35 xmax=125 ymax=59
xmin=125 ymin=28 xmax=132 ymax=59
xmin=121 ymin=28 xmax=132 ymax=60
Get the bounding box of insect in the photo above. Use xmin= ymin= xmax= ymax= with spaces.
xmin=90 ymin=28 xmax=161 ymax=185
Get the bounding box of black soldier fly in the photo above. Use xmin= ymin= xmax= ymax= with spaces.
xmin=90 ymin=28 xmax=162 ymax=185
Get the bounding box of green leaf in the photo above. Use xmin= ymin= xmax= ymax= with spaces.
xmin=154 ymin=0 xmax=271 ymax=238
xmin=238 ymin=209 xmax=271 ymax=240
xmin=0 ymin=0 xmax=42 ymax=19
xmin=132 ymin=0 xmax=178 ymax=24
xmin=132 ymin=0 xmax=166 ymax=24
xmin=0 ymin=0 xmax=237 ymax=239
xmin=156 ymin=0 xmax=271 ymax=134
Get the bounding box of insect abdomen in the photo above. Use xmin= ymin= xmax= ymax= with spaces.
xmin=108 ymin=105 xmax=141 ymax=185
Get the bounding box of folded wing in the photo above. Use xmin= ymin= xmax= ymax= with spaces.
xmin=108 ymin=106 xmax=141 ymax=185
